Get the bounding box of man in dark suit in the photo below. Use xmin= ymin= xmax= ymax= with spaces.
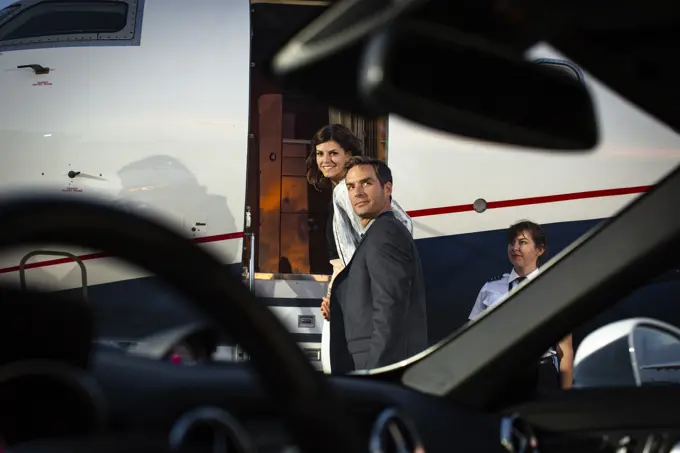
xmin=329 ymin=156 xmax=428 ymax=374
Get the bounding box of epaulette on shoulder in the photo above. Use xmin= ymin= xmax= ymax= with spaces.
xmin=487 ymin=273 xmax=508 ymax=283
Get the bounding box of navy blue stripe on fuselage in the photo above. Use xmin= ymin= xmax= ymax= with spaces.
xmin=55 ymin=217 xmax=680 ymax=351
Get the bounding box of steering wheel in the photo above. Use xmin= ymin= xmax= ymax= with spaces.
xmin=0 ymin=196 xmax=362 ymax=453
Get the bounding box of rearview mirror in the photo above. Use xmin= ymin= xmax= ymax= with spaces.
xmin=573 ymin=318 xmax=680 ymax=388
xmin=358 ymin=21 xmax=599 ymax=150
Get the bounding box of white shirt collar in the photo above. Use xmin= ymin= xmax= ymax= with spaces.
xmin=360 ymin=210 xmax=392 ymax=235
xmin=508 ymin=267 xmax=540 ymax=284
xmin=362 ymin=218 xmax=376 ymax=233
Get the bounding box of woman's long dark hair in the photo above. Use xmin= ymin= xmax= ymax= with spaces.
xmin=306 ymin=124 xmax=363 ymax=191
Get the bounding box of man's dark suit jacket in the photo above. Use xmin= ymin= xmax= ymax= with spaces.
xmin=329 ymin=210 xmax=428 ymax=374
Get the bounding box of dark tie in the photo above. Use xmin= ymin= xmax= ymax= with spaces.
xmin=509 ymin=276 xmax=526 ymax=292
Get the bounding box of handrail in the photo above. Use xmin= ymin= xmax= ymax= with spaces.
xmin=248 ymin=233 xmax=256 ymax=293
xmin=19 ymin=250 xmax=88 ymax=302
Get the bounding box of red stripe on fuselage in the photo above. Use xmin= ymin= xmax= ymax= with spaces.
xmin=0 ymin=185 xmax=652 ymax=273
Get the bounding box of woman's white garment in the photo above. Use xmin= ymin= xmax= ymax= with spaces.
xmin=321 ymin=258 xmax=343 ymax=374
xmin=320 ymin=179 xmax=414 ymax=373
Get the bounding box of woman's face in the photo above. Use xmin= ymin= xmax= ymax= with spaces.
xmin=316 ymin=140 xmax=350 ymax=183
xmin=508 ymin=230 xmax=544 ymax=270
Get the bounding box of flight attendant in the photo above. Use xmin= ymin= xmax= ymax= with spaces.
xmin=468 ymin=220 xmax=574 ymax=392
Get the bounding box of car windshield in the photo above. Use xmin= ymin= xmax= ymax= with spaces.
xmin=0 ymin=0 xmax=679 ymax=395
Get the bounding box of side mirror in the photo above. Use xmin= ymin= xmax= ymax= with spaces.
xmin=573 ymin=318 xmax=680 ymax=388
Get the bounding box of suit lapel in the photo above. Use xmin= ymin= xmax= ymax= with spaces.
xmin=353 ymin=211 xmax=392 ymax=255
xmin=334 ymin=212 xmax=394 ymax=311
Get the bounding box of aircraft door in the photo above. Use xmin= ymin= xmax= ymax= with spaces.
xmin=257 ymin=93 xmax=332 ymax=275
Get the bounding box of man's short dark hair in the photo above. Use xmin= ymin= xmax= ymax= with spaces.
xmin=345 ymin=156 xmax=393 ymax=187
xmin=506 ymin=220 xmax=547 ymax=253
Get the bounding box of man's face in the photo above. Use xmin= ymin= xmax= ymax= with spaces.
xmin=345 ymin=164 xmax=392 ymax=219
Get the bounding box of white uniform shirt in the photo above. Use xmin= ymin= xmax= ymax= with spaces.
xmin=468 ymin=268 xmax=557 ymax=359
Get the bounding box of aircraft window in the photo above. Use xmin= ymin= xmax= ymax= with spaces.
xmin=0 ymin=0 xmax=144 ymax=50
xmin=0 ymin=1 xmax=127 ymax=41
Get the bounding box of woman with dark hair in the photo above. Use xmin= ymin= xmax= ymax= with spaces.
xmin=307 ymin=124 xmax=363 ymax=271
xmin=308 ymin=124 xmax=413 ymax=373
xmin=467 ymin=220 xmax=574 ymax=392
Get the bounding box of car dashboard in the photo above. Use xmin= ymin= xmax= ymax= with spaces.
xmin=88 ymin=349 xmax=502 ymax=453
xmin=5 ymin=347 xmax=680 ymax=453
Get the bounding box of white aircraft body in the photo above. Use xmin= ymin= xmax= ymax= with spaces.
xmin=1 ymin=0 xmax=679 ymax=367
